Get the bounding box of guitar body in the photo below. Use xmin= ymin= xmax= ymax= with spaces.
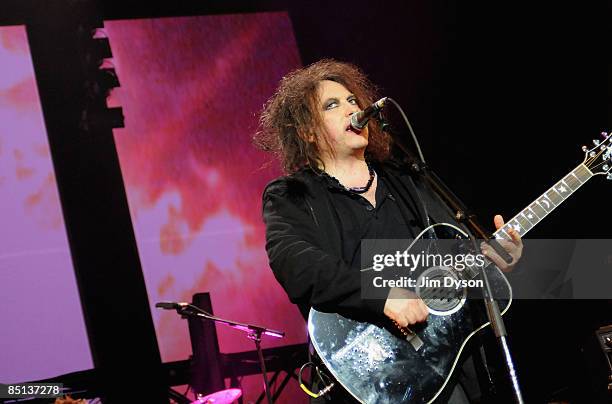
xmin=307 ymin=136 xmax=612 ymax=403
xmin=308 ymin=224 xmax=513 ymax=404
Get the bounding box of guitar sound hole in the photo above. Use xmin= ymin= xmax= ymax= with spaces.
xmin=416 ymin=267 xmax=466 ymax=314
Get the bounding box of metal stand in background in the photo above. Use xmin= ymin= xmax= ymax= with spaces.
xmin=157 ymin=301 xmax=284 ymax=404
xmin=248 ymin=328 xmax=273 ymax=404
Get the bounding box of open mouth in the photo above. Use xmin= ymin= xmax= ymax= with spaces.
xmin=346 ymin=124 xmax=361 ymax=133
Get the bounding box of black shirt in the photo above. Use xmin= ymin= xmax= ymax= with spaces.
xmin=262 ymin=161 xmax=451 ymax=318
xmin=314 ymin=170 xmax=422 ymax=271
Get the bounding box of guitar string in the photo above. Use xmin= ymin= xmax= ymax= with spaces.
xmin=419 ymin=141 xmax=610 ymax=302
xmin=398 ymin=143 xmax=609 ymax=331
xmin=386 ymin=149 xmax=607 ymax=302
xmin=585 ymin=144 xmax=609 ymax=168
xmin=587 ymin=160 xmax=610 ymax=171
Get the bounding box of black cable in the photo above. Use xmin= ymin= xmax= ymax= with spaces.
xmin=386 ymin=97 xmax=427 ymax=165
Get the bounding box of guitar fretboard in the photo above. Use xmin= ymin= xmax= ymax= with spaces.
xmin=493 ymin=163 xmax=593 ymax=240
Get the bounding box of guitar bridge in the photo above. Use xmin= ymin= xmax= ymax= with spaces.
xmin=393 ymin=321 xmax=424 ymax=351
xmin=405 ymin=329 xmax=424 ymax=351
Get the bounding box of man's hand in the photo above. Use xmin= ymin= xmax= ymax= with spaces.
xmin=480 ymin=214 xmax=523 ymax=272
xmin=383 ymin=287 xmax=428 ymax=327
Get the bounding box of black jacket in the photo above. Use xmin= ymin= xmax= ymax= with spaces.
xmin=261 ymin=160 xmax=464 ymax=320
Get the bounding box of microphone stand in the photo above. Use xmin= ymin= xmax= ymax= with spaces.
xmin=417 ymin=163 xmax=523 ymax=403
xmin=165 ymin=303 xmax=284 ymax=404
xmin=380 ymin=115 xmax=524 ymax=403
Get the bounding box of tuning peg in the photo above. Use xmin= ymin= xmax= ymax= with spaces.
xmin=603 ymin=165 xmax=609 ymax=171
xmin=593 ymin=139 xmax=601 ymax=146
xmin=582 ymin=145 xmax=588 ymax=152
xmin=607 ymin=173 xmax=612 ymax=180
xmin=601 ymin=131 xmax=609 ymax=139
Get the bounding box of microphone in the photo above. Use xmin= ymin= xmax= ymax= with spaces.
xmin=155 ymin=301 xmax=189 ymax=310
xmin=349 ymin=97 xmax=388 ymax=130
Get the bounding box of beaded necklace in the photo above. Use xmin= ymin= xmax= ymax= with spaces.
xmin=324 ymin=161 xmax=376 ymax=194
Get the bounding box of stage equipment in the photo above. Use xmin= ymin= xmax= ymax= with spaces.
xmin=187 ymin=294 xmax=225 ymax=398
xmin=156 ymin=300 xmax=284 ymax=404
xmin=349 ymin=97 xmax=387 ymax=130
xmin=595 ymin=325 xmax=612 ymax=391
xmin=77 ymin=21 xmax=124 ymax=132
xmin=191 ymin=388 xmax=242 ymax=404
xmin=297 ymin=361 xmax=334 ymax=399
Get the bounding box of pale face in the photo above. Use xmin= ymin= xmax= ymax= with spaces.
xmin=315 ymin=80 xmax=369 ymax=159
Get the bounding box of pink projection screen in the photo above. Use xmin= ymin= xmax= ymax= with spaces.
xmin=0 ymin=26 xmax=93 ymax=383
xmin=105 ymin=11 xmax=307 ymax=381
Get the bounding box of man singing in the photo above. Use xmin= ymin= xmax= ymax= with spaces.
xmin=255 ymin=59 xmax=522 ymax=403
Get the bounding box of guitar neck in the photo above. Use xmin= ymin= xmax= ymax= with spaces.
xmin=493 ymin=163 xmax=593 ymax=240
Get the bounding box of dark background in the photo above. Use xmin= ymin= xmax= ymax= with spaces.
xmin=1 ymin=0 xmax=610 ymax=402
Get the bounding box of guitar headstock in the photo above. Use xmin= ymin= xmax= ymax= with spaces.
xmin=582 ymin=132 xmax=612 ymax=179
